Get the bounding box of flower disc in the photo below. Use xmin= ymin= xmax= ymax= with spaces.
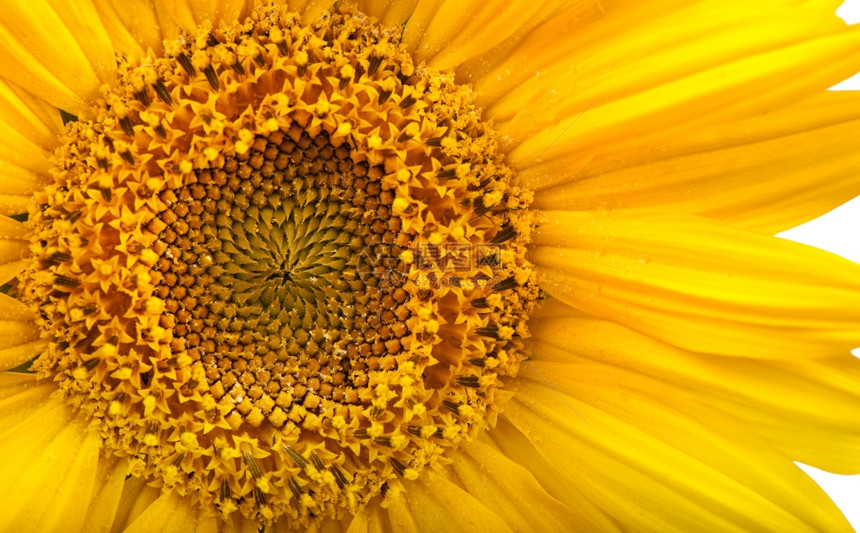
xmin=20 ymin=5 xmax=537 ymax=526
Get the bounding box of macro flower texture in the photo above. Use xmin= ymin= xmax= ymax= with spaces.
xmin=2 ymin=0 xmax=860 ymax=531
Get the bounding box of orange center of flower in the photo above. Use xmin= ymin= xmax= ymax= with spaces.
xmin=21 ymin=5 xmax=537 ymax=527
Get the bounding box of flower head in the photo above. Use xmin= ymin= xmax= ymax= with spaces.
xmin=1 ymin=1 xmax=860 ymax=532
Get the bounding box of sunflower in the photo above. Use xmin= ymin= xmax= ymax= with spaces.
xmin=2 ymin=0 xmax=860 ymax=531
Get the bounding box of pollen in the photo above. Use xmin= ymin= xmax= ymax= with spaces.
xmin=19 ymin=4 xmax=537 ymax=528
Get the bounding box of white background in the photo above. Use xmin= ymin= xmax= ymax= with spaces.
xmin=782 ymin=0 xmax=860 ymax=527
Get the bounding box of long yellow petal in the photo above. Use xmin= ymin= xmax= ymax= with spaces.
xmin=346 ymin=499 xmax=399 ymax=533
xmin=383 ymin=491 xmax=420 ymax=533
xmin=303 ymin=515 xmax=352 ymax=533
xmin=352 ymin=0 xmax=418 ymax=27
xmin=0 ymin=162 xmax=48 ymax=216
xmin=529 ymin=298 xmax=860 ymax=473
xmin=529 ymin=211 xmax=860 ymax=358
xmin=484 ymin=419 xmax=621 ymax=532
xmin=504 ymin=365 xmax=853 ymax=532
xmin=501 ymin=6 xmax=860 ymax=190
xmin=410 ymin=0 xmax=567 ymax=71
xmin=107 ymin=477 xmax=162 ymax=533
xmin=48 ymin=0 xmax=117 ymax=83
xmin=152 ymin=0 xmax=251 ymax=36
xmin=0 ymin=78 xmax=53 ymax=174
xmin=492 ymin=1 xmax=851 ymax=124
xmin=0 ymin=372 xmax=54 ymax=430
xmin=91 ymin=0 xmax=163 ymax=57
xmin=0 ymin=79 xmax=62 ymax=150
xmin=532 ymin=90 xmax=860 ymax=234
xmin=0 ymin=396 xmax=100 ymax=533
xmin=0 ymin=0 xmax=116 ymax=114
xmin=0 ymin=293 xmax=45 ymax=370
xmin=0 ymin=80 xmax=56 ymax=216
xmin=122 ymin=491 xmax=196 ymax=533
xmin=80 ymin=456 xmax=130 ymax=533
xmin=121 ymin=486 xmax=258 ymax=533
xmin=400 ymin=473 xmax=513 ymax=533
xmin=448 ymin=440 xmax=590 ymax=531
xmin=0 ymin=215 xmax=30 ymax=284
xmin=400 ymin=0 xmax=443 ymax=53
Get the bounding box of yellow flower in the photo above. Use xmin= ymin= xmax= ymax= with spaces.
xmin=1 ymin=0 xmax=860 ymax=531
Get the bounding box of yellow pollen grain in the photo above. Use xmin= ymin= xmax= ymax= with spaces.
xmin=145 ymin=297 xmax=165 ymax=314
xmin=145 ymin=177 xmax=162 ymax=192
xmin=111 ymin=367 xmax=132 ymax=380
xmin=139 ymin=248 xmax=158 ymax=266
xmin=334 ymin=122 xmax=352 ymax=137
xmin=450 ymin=225 xmax=466 ymax=240
xmin=180 ymin=432 xmax=198 ymax=448
xmin=395 ymin=169 xmax=411 ymax=182
xmin=143 ymin=395 xmax=157 ymax=415
xmin=367 ymin=134 xmax=383 ymax=150
xmin=391 ymin=197 xmax=410 ymax=215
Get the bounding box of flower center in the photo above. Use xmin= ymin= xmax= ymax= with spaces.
xmin=20 ymin=4 xmax=537 ymax=527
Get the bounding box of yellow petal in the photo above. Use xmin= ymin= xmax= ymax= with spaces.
xmin=121 ymin=490 xmax=193 ymax=533
xmin=0 ymin=293 xmax=45 ymax=370
xmin=410 ymin=0 xmax=565 ymax=70
xmin=530 ymin=298 xmax=860 ymax=473
xmin=121 ymin=487 xmax=257 ymax=533
xmin=484 ymin=419 xmax=621 ymax=532
xmin=532 ymin=90 xmax=860 ymax=234
xmin=304 ymin=515 xmax=353 ymax=533
xmin=0 ymin=372 xmax=54 ymax=430
xmin=123 ymin=490 xmax=216 ymax=533
xmin=152 ymin=0 xmax=251 ymax=36
xmin=0 ymin=396 xmax=100 ymax=533
xmin=448 ymin=440 xmax=588 ymax=532
xmin=346 ymin=500 xmax=398 ymax=533
xmin=383 ymin=490 xmax=420 ymax=533
xmin=48 ymin=1 xmax=118 ymax=83
xmin=352 ymin=0 xmax=418 ymax=27
xmin=0 ymin=195 xmax=30 ymax=217
xmin=492 ymin=1 xmax=852 ymax=124
xmin=399 ymin=473 xmax=513 ymax=533
xmin=400 ymin=0 xmax=443 ymax=53
xmin=0 ymin=81 xmax=52 ymax=215
xmin=267 ymin=0 xmax=335 ymax=23
xmin=81 ymin=456 xmax=131 ymax=533
xmin=0 ymin=79 xmax=54 ymax=200
xmin=107 ymin=477 xmax=163 ymax=533
xmin=504 ymin=364 xmax=853 ymax=532
xmin=501 ymin=6 xmax=860 ymax=190
xmin=340 ymin=473 xmax=518 ymax=533
xmin=299 ymin=0 xmax=342 ymax=22
xmin=465 ymin=0 xmax=626 ymax=105
xmin=0 ymin=215 xmax=30 ymax=284
xmin=0 ymin=78 xmax=62 ymax=150
xmin=530 ymin=211 xmax=860 ymax=358
xmin=92 ymin=0 xmax=164 ymax=57
xmin=0 ymin=0 xmax=116 ymax=114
